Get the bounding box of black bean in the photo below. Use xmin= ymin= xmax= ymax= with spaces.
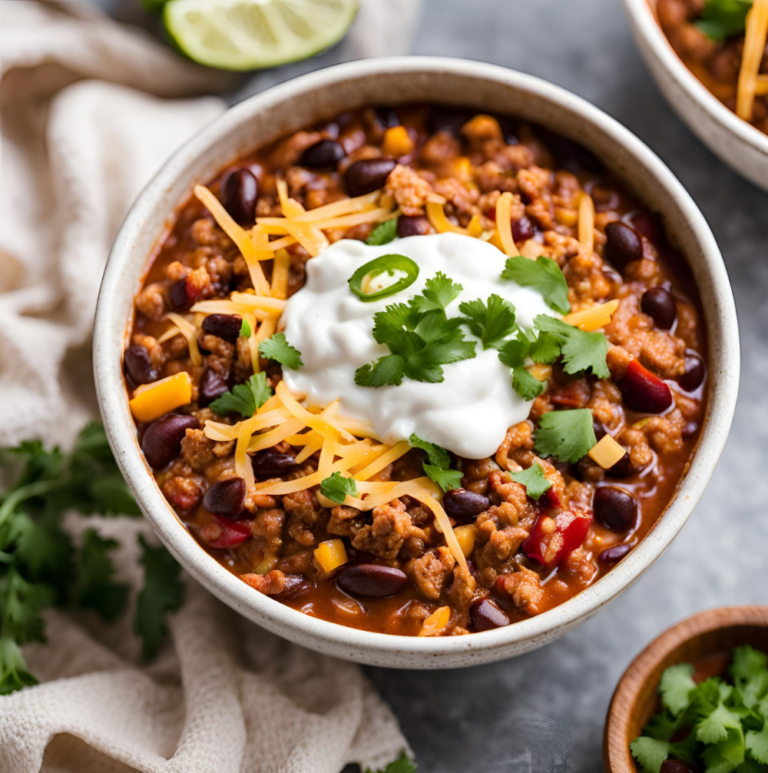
xmin=251 ymin=448 xmax=297 ymax=478
xmin=168 ymin=278 xmax=191 ymax=311
xmin=397 ymin=215 xmax=431 ymax=237
xmin=199 ymin=368 xmax=229 ymax=406
xmin=606 ymin=452 xmax=635 ymax=479
xmin=141 ymin=413 xmax=199 ymax=469
xmin=337 ymin=564 xmax=408 ymax=597
xmin=275 ymin=575 xmax=312 ymax=601
xmin=604 ymin=221 xmax=643 ymax=270
xmin=660 ymin=761 xmax=693 ymax=773
xmin=221 ymin=168 xmax=258 ymax=225
xmin=470 ymin=598 xmax=510 ymax=632
xmin=442 ymin=489 xmax=490 ymax=523
xmin=630 ymin=210 xmax=662 ymax=244
xmin=593 ymin=486 xmax=638 ymax=533
xmin=345 ymin=158 xmax=397 ymax=196
xmin=511 ymin=216 xmax=534 ymax=243
xmin=598 ymin=543 xmax=632 ymax=566
xmin=593 ymin=422 xmax=607 ymax=442
xmin=124 ymin=345 xmax=158 ymax=386
xmin=374 ymin=106 xmax=400 ymax=129
xmin=299 ymin=139 xmax=346 ymax=169
xmin=678 ymin=351 xmax=705 ymax=392
xmin=202 ymin=313 xmax=242 ymax=343
xmin=641 ymin=287 xmax=677 ymax=330
xmin=203 ymin=477 xmax=246 ymax=518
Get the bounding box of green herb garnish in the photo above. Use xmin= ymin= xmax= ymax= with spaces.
xmin=696 ymin=0 xmax=752 ymax=41
xmin=209 ymin=372 xmax=272 ymax=417
xmin=320 ymin=472 xmax=358 ymax=504
xmin=409 ymin=434 xmax=463 ymax=492
xmin=509 ymin=462 xmax=553 ymax=500
xmin=458 ymin=294 xmax=518 ymax=350
xmin=240 ymin=318 xmax=252 ymax=338
xmin=348 ymin=254 xmax=419 ymax=303
xmin=501 ymin=255 xmax=571 ymax=314
xmin=366 ymin=217 xmax=399 ymax=246
xmin=533 ymin=409 xmax=597 ymax=463
xmin=365 ymin=752 xmax=417 ymax=773
xmin=259 ymin=332 xmax=303 ymax=370
xmin=497 ymin=335 xmax=545 ymax=401
xmin=630 ymin=645 xmax=768 ymax=773
xmin=533 ymin=315 xmax=610 ymax=378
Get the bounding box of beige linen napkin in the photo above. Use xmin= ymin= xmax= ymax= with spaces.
xmin=0 ymin=1 xmax=422 ymax=771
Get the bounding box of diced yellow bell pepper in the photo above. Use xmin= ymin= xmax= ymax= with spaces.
xmin=314 ymin=539 xmax=348 ymax=573
xmin=129 ymin=371 xmax=192 ymax=423
xmin=418 ymin=605 xmax=451 ymax=637
xmin=588 ymin=434 xmax=626 ymax=470
xmin=454 ymin=524 xmax=477 ymax=558
xmin=527 ymin=363 xmax=552 ymax=382
xmin=382 ymin=126 xmax=414 ymax=158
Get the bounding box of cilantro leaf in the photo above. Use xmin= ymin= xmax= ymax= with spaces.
xmin=240 ymin=318 xmax=251 ymax=338
xmin=366 ymin=217 xmax=399 ymax=245
xmin=697 ymin=702 xmax=743 ymax=745
xmin=259 ymin=333 xmax=303 ymax=370
xmin=364 ymin=752 xmax=418 ymax=773
xmin=534 ymin=315 xmax=610 ymax=378
xmin=0 ymin=637 xmax=38 ymax=696
xmin=512 ymin=367 xmax=545 ymax=400
xmin=459 ymin=294 xmax=518 ymax=349
xmin=630 ymin=736 xmax=671 ymax=773
xmin=355 ymin=355 xmax=406 ymax=387
xmin=510 ymin=463 xmax=553 ymax=500
xmin=696 ymin=0 xmax=751 ymax=41
xmin=746 ymin=723 xmax=768 ymax=764
xmin=209 ymin=372 xmax=273 ymax=417
xmin=134 ymin=535 xmax=184 ymax=661
xmin=409 ymin=434 xmax=462 ymax=492
xmin=660 ymin=663 xmax=697 ymax=716
xmin=501 ymin=255 xmax=571 ymax=314
xmin=72 ymin=529 xmax=130 ymax=622
xmin=498 ymin=336 xmax=530 ymax=368
xmin=320 ymin=472 xmax=358 ymax=504
xmin=0 ymin=568 xmax=52 ymax=645
xmin=409 ymin=272 xmax=462 ymax=313
xmin=731 ymin=646 xmax=768 ymax=683
xmin=534 ymin=409 xmax=597 ymax=464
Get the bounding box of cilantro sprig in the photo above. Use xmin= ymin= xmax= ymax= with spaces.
xmin=320 ymin=472 xmax=358 ymax=504
xmin=0 ymin=423 xmax=183 ymax=694
xmin=533 ymin=316 xmax=610 ymax=378
xmin=509 ymin=462 xmax=553 ymax=500
xmin=259 ymin=332 xmax=303 ymax=370
xmin=696 ymin=0 xmax=751 ymax=41
xmin=364 ymin=752 xmax=417 ymax=773
xmin=355 ymin=273 xmax=476 ymax=387
xmin=501 ymin=255 xmax=571 ymax=314
xmin=209 ymin=372 xmax=273 ymax=417
xmin=631 ymin=645 xmax=768 ymax=773
xmin=366 ymin=217 xmax=399 ymax=246
xmin=458 ymin=294 xmax=518 ymax=350
xmin=409 ymin=434 xmax=463 ymax=492
xmin=533 ymin=409 xmax=597 ymax=464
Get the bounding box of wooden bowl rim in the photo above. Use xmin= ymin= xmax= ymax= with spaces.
xmin=603 ymin=605 xmax=768 ymax=772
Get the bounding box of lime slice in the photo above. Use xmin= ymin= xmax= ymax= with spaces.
xmin=164 ymin=0 xmax=359 ymax=71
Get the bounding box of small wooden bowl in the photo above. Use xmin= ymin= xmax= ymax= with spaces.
xmin=604 ymin=606 xmax=768 ymax=772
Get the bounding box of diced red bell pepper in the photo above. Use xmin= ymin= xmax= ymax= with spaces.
xmin=539 ymin=486 xmax=562 ymax=511
xmin=523 ymin=510 xmax=592 ymax=567
xmin=200 ymin=514 xmax=251 ymax=549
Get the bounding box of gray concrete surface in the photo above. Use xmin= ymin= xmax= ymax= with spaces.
xmin=93 ymin=0 xmax=768 ymax=769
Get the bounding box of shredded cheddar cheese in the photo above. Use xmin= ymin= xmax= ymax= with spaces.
xmin=564 ymin=299 xmax=620 ymax=331
xmin=494 ymin=191 xmax=517 ymax=257
xmin=737 ymin=0 xmax=768 ymax=122
xmin=578 ymin=192 xmax=595 ymax=254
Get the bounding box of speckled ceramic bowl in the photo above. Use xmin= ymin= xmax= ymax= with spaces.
xmin=624 ymin=0 xmax=768 ymax=192
xmin=94 ymin=57 xmax=739 ymax=669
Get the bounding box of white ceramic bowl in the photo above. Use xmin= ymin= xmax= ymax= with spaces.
xmin=94 ymin=57 xmax=739 ymax=669
xmin=624 ymin=0 xmax=768 ymax=191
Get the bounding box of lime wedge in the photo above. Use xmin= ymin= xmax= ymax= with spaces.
xmin=164 ymin=0 xmax=359 ymax=71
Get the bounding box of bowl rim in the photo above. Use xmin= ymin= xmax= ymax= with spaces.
xmin=623 ymin=0 xmax=768 ymax=159
xmin=603 ymin=605 xmax=768 ymax=772
xmin=94 ymin=56 xmax=740 ymax=664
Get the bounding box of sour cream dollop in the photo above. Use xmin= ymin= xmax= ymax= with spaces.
xmin=281 ymin=233 xmax=555 ymax=459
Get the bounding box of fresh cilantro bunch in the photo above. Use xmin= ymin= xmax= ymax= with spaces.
xmin=696 ymin=0 xmax=752 ymax=41
xmin=0 ymin=423 xmax=183 ymax=694
xmin=409 ymin=434 xmax=463 ymax=492
xmin=631 ymin=646 xmax=768 ymax=773
xmin=355 ymin=273 xmax=476 ymax=387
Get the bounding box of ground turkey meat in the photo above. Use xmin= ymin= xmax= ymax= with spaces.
xmin=351 ymin=501 xmax=412 ymax=560
xmin=408 ymin=547 xmax=456 ymax=601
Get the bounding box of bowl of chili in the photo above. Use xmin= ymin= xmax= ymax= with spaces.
xmin=94 ymin=57 xmax=739 ymax=668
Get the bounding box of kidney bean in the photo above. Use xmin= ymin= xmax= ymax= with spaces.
xmin=593 ymin=486 xmax=637 ymax=533
xmin=397 ymin=215 xmax=431 ymax=238
xmin=374 ymin=106 xmax=400 ymax=128
xmin=168 ymin=278 xmax=192 ymax=311
xmin=124 ymin=345 xmax=158 ymax=385
xmin=511 ymin=215 xmax=534 ymax=243
xmin=660 ymin=761 xmax=693 ymax=773
xmin=251 ymin=448 xmax=297 ymax=478
xmin=470 ymin=598 xmax=510 ymax=632
xmin=275 ymin=574 xmax=312 ymax=601
xmin=345 ymin=158 xmax=397 ymax=196
xmin=199 ymin=368 xmax=228 ymax=406
xmin=337 ymin=564 xmax=408 ymax=597
xmin=678 ymin=351 xmax=705 ymax=392
xmin=203 ymin=477 xmax=246 ymax=518
xmin=618 ymin=359 xmax=673 ymax=414
xmin=202 ymin=313 xmax=242 ymax=342
xmin=221 ymin=168 xmax=258 ymax=225
xmin=604 ymin=221 xmax=642 ymax=270
xmin=141 ymin=413 xmax=199 ymax=469
xmin=598 ymin=542 xmax=632 ymax=566
xmin=630 ymin=210 xmax=662 ymax=244
xmin=641 ymin=286 xmax=677 ymax=330
xmin=442 ymin=489 xmax=490 ymax=522
xmin=300 ymin=139 xmax=346 ymax=169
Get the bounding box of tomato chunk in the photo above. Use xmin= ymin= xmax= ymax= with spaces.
xmin=522 ymin=510 xmax=592 ymax=567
